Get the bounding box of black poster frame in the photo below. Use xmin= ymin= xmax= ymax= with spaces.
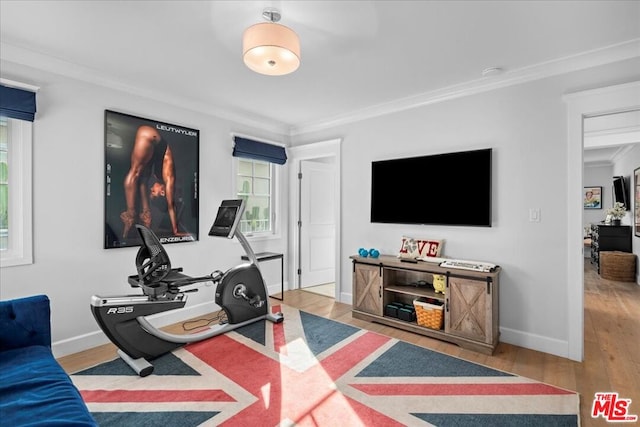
xmin=104 ymin=110 xmax=199 ymax=249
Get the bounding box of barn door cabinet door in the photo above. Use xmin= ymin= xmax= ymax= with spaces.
xmin=352 ymin=262 xmax=383 ymax=316
xmin=445 ymin=276 xmax=497 ymax=345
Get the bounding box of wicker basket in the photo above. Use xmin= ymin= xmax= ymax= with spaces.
xmin=600 ymin=251 xmax=636 ymax=282
xmin=413 ymin=297 xmax=444 ymax=330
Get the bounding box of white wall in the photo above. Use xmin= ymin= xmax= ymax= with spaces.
xmin=0 ymin=61 xmax=290 ymax=356
xmin=2 ymin=54 xmax=638 ymax=360
xmin=291 ymin=57 xmax=640 ymax=357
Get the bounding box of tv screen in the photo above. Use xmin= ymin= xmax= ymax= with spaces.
xmin=371 ymin=148 xmax=492 ymax=226
xmin=612 ymin=176 xmax=630 ymax=210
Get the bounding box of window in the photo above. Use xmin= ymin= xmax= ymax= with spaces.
xmin=0 ymin=119 xmax=7 ymax=248
xmin=231 ymin=135 xmax=286 ymax=237
xmin=236 ymin=158 xmax=274 ymax=235
xmin=0 ymin=116 xmax=33 ymax=267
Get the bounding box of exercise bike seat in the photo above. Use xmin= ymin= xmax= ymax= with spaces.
xmin=130 ymin=225 xmax=213 ymax=300
xmin=127 ymin=268 xmax=185 ymax=288
xmin=134 ymin=225 xmax=174 ymax=285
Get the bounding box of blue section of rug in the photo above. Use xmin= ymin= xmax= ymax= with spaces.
xmin=92 ymin=411 xmax=218 ymax=426
xmin=412 ymin=413 xmax=579 ymax=426
xmin=298 ymin=310 xmax=360 ymax=355
xmin=75 ymin=351 xmax=200 ymax=376
xmin=356 ymin=340 xmax=513 ymax=377
xmin=235 ymin=319 xmax=267 ymax=345
xmin=234 ymin=311 xmax=359 ymax=356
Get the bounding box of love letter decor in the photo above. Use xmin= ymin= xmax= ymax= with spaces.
xmin=398 ymin=236 xmax=443 ymax=259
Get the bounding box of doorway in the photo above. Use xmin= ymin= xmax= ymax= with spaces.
xmin=288 ymin=139 xmax=342 ymax=300
xmin=565 ymin=80 xmax=640 ymax=362
xmin=300 ymin=158 xmax=336 ymax=295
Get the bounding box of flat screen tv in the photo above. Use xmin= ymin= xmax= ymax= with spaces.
xmin=371 ymin=148 xmax=492 ymax=226
xmin=612 ymin=176 xmax=630 ymax=210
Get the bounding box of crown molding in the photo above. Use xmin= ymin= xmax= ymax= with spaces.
xmin=290 ymin=39 xmax=640 ymax=136
xmin=611 ymin=143 xmax=637 ymax=164
xmin=2 ymin=38 xmax=638 ymax=138
xmin=584 ymin=125 xmax=640 ymax=148
xmin=0 ymin=42 xmax=290 ymax=136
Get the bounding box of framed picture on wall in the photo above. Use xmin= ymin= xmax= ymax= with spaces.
xmin=583 ymin=186 xmax=602 ymax=209
xmin=635 ymin=167 xmax=640 ymax=237
xmin=104 ymin=110 xmax=199 ymax=249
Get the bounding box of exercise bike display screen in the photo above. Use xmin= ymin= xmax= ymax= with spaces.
xmin=209 ymin=200 xmax=244 ymax=238
xmin=216 ymin=207 xmax=236 ymax=227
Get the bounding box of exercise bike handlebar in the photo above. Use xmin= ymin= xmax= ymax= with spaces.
xmin=153 ymin=270 xmax=223 ymax=288
xmin=168 ymin=270 xmax=224 ymax=288
xmin=128 ymin=269 xmax=224 ymax=302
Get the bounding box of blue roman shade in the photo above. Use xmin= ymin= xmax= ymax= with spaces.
xmin=233 ymin=136 xmax=287 ymax=165
xmin=0 ymin=85 xmax=37 ymax=121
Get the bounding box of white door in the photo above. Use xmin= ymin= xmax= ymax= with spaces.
xmin=300 ymin=159 xmax=336 ymax=288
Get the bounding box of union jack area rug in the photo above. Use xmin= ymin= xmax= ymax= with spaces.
xmin=71 ymin=304 xmax=579 ymax=426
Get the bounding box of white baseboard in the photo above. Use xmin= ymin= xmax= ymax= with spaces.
xmin=268 ymin=281 xmax=289 ymax=299
xmin=338 ymin=292 xmax=352 ymax=305
xmin=498 ymin=327 xmax=569 ymax=359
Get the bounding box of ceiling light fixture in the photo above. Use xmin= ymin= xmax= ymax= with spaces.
xmin=243 ymin=8 xmax=300 ymax=76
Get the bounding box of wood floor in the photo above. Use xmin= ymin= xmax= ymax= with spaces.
xmin=301 ymin=282 xmax=335 ymax=298
xmin=58 ymin=260 xmax=639 ymax=426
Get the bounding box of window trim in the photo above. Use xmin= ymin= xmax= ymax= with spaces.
xmin=232 ymin=157 xmax=280 ymax=241
xmin=1 ymin=118 xmax=33 ymax=267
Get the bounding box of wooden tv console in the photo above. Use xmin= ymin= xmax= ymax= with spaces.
xmin=351 ymin=255 xmax=501 ymax=354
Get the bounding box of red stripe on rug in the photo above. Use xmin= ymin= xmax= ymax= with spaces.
xmin=351 ymin=382 xmax=575 ymax=396
xmin=271 ymin=305 xmax=287 ymax=356
xmin=81 ymin=389 xmax=235 ymax=403
xmin=320 ymin=332 xmax=392 ymax=380
xmin=186 ymin=330 xmax=398 ymax=426
xmin=187 ymin=334 xmax=284 ymax=396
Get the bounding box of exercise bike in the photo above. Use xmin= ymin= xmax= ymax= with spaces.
xmin=91 ymin=199 xmax=283 ymax=376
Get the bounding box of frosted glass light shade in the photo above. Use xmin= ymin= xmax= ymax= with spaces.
xmin=243 ymin=22 xmax=300 ymax=76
